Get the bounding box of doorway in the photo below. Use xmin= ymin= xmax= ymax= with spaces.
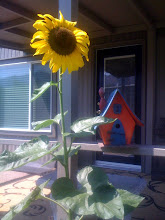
xmin=96 ymin=45 xmax=142 ymax=167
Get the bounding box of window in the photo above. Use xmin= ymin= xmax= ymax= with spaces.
xmin=0 ymin=61 xmax=52 ymax=131
xmin=104 ymin=55 xmax=136 ymax=112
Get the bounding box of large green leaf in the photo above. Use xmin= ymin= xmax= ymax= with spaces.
xmin=0 ymin=136 xmax=60 ymax=172
xmin=2 ymin=180 xmax=49 ymax=220
xmin=70 ymin=116 xmax=115 ymax=136
xmin=117 ymin=189 xmax=144 ymax=215
xmin=32 ymin=111 xmax=68 ymax=130
xmin=31 ymin=81 xmax=57 ymax=102
xmin=51 ymin=166 xmax=124 ymax=219
xmin=42 ymin=145 xmax=81 ymax=167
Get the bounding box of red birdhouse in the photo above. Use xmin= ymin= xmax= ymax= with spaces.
xmin=99 ymin=89 xmax=144 ymax=145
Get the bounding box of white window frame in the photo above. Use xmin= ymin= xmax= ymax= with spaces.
xmin=0 ymin=61 xmax=52 ymax=132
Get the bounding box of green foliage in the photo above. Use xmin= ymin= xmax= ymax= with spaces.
xmin=2 ymin=75 xmax=144 ymax=220
xmin=42 ymin=145 xmax=81 ymax=167
xmin=64 ymin=116 xmax=115 ymax=138
xmin=31 ymin=81 xmax=58 ymax=102
xmin=117 ymin=189 xmax=144 ymax=215
xmin=0 ymin=136 xmax=60 ymax=172
xmin=32 ymin=111 xmax=68 ymax=130
xmin=52 ymin=166 xmax=125 ymax=219
xmin=1 ymin=180 xmax=49 ymax=220
xmin=51 ymin=167 xmax=144 ymax=219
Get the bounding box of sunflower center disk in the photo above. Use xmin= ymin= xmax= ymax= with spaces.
xmin=48 ymin=27 xmax=76 ymax=55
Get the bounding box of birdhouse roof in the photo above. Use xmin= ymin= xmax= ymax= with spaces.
xmin=101 ymin=89 xmax=144 ymax=126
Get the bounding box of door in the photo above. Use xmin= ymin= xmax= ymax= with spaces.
xmin=111 ymin=119 xmax=126 ymax=145
xmin=96 ymin=45 xmax=142 ymax=165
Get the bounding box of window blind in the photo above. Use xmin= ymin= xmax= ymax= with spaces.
xmin=0 ymin=63 xmax=29 ymax=129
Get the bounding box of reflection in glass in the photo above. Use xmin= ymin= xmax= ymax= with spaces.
xmin=104 ymin=55 xmax=135 ymax=112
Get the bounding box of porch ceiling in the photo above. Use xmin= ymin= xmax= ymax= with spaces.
xmin=0 ymin=0 xmax=165 ymax=51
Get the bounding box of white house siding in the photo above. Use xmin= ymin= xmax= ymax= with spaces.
xmin=0 ymin=47 xmax=24 ymax=60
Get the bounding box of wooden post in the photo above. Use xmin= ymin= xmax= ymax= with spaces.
xmin=144 ymin=29 xmax=156 ymax=173
xmin=56 ymin=0 xmax=78 ymax=219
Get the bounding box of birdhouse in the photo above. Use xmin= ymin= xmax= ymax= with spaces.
xmin=99 ymin=89 xmax=144 ymax=145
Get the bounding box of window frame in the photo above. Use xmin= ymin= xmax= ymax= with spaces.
xmin=0 ymin=55 xmax=57 ymax=139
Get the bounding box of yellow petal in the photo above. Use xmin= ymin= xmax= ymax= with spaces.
xmin=35 ymin=16 xmax=53 ymax=30
xmin=55 ymin=54 xmax=62 ymax=68
xmin=37 ymin=14 xmax=44 ymax=18
xmin=76 ymin=36 xmax=90 ymax=46
xmin=65 ymin=55 xmax=75 ymax=73
xmin=74 ymin=29 xmax=88 ymax=37
xmin=76 ymin=43 xmax=89 ymax=61
xmin=52 ymin=63 xmax=61 ymax=73
xmin=33 ymin=20 xmax=49 ymax=31
xmin=31 ymin=40 xmax=46 ymax=48
xmin=63 ymin=20 xmax=77 ymax=30
xmin=49 ymin=52 xmax=59 ymax=69
xmin=41 ymin=51 xmax=53 ymax=65
xmin=49 ymin=57 xmax=55 ymax=69
xmin=73 ymin=49 xmax=84 ymax=67
xmin=44 ymin=14 xmax=57 ymax=22
xmin=31 ymin=31 xmax=48 ymax=43
xmin=44 ymin=17 xmax=54 ymax=30
xmin=76 ymin=39 xmax=89 ymax=48
xmin=59 ymin=11 xmax=64 ymax=24
xmin=76 ymin=46 xmax=89 ymax=61
xmin=34 ymin=44 xmax=49 ymax=55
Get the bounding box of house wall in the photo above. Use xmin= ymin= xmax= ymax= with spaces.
xmin=154 ymin=28 xmax=165 ymax=144
xmin=152 ymin=28 xmax=165 ymax=179
xmin=0 ymin=47 xmax=24 ymax=60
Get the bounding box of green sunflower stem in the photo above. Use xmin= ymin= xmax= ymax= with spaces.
xmin=68 ymin=209 xmax=73 ymax=220
xmin=58 ymin=68 xmax=69 ymax=179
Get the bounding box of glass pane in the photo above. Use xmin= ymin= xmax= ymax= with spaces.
xmin=104 ymin=55 xmax=135 ymax=112
xmin=0 ymin=63 xmax=29 ymax=129
xmin=31 ymin=63 xmax=51 ymax=130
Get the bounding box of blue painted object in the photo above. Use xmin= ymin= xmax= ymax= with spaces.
xmin=111 ymin=119 xmax=126 ymax=145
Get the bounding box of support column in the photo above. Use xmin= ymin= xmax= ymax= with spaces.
xmin=56 ymin=0 xmax=78 ymax=219
xmin=144 ymin=29 xmax=156 ymax=173
xmin=57 ymin=0 xmax=78 ymax=180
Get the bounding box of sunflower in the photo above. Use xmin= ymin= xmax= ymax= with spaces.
xmin=31 ymin=11 xmax=90 ymax=74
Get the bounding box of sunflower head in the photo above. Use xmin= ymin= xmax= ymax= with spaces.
xmin=31 ymin=11 xmax=90 ymax=74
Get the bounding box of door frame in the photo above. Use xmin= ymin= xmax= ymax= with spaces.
xmin=95 ymin=44 xmax=145 ymax=168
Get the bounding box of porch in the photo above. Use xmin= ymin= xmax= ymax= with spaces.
xmin=1 ymin=0 xmax=165 ymax=219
